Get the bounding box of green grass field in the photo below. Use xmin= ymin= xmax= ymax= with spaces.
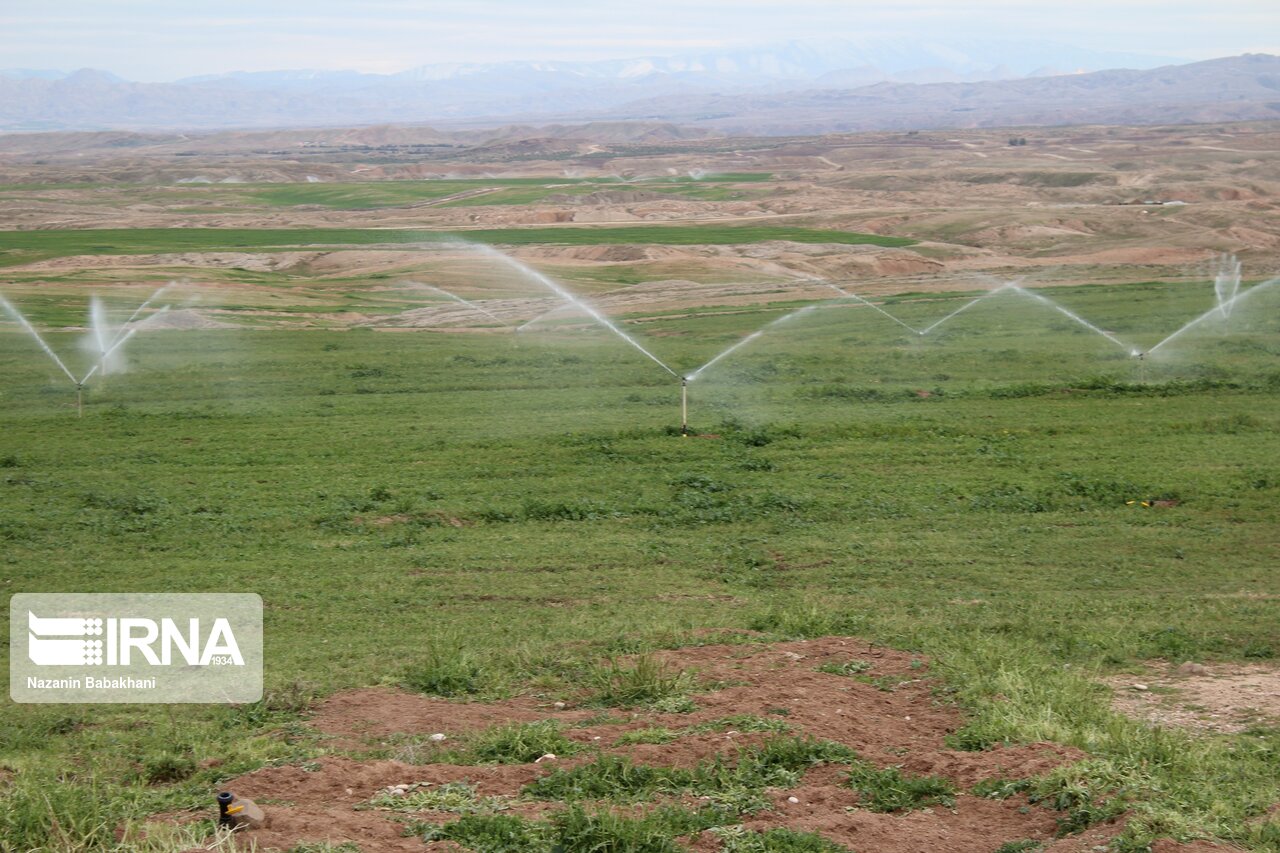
xmin=0 ymin=174 xmax=777 ymax=214
xmin=1 ymin=279 xmax=1278 ymax=851
xmin=0 ymin=224 xmax=911 ymax=269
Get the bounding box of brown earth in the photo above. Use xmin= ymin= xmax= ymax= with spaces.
xmin=3 ymin=123 xmax=1278 ymax=292
xmin=1106 ymin=660 xmax=1280 ymax=734
xmin=194 ymin=637 xmax=1225 ymax=852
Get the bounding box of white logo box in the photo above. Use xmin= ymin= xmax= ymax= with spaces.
xmin=10 ymin=593 xmax=262 ymax=703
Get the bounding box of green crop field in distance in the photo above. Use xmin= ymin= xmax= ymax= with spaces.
xmin=0 ymin=223 xmax=913 ymax=268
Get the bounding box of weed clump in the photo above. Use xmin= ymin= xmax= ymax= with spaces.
xmin=525 ymin=755 xmax=681 ymax=802
xmin=815 ymin=660 xmax=873 ymax=676
xmin=712 ymin=825 xmax=853 ymax=852
xmin=525 ymin=735 xmax=858 ymax=810
xmin=403 ymin=647 xmax=488 ymax=697
xmin=845 ymin=763 xmax=956 ymax=812
xmin=416 ymin=804 xmax=734 ymax=852
xmin=418 ymin=813 xmax=542 ymax=852
xmin=587 ymin=655 xmax=698 ymax=708
xmin=139 ymin=751 xmax=196 ymax=784
xmin=454 ymin=721 xmax=580 ymax=765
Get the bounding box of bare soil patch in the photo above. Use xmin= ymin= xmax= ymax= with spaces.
xmin=199 ymin=636 xmax=1210 ymax=852
xmin=1107 ymin=660 xmax=1280 ymax=734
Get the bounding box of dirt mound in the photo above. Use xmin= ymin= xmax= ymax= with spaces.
xmin=1032 ymin=247 xmax=1215 ymax=267
xmin=969 ymin=224 xmax=1095 ymax=243
xmin=517 ymin=244 xmax=683 ymax=263
xmin=17 ymin=251 xmax=325 ymax=272
xmin=1223 ymin=225 xmax=1280 ymax=249
xmin=547 ymin=191 xmax=667 ymax=205
xmin=762 ymin=249 xmax=945 ymax=279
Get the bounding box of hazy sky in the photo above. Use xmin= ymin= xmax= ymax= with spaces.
xmin=2 ymin=0 xmax=1276 ymax=80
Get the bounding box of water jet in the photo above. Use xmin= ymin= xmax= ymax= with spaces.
xmin=1214 ymin=253 xmax=1242 ymax=319
xmin=403 ymin=280 xmax=507 ymax=325
xmin=460 ymin=241 xmax=678 ymax=376
xmin=0 ymin=286 xmax=171 ymax=415
xmin=1146 ymin=275 xmax=1278 ymax=356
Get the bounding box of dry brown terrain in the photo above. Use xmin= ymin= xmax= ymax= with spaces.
xmin=1 ymin=121 xmax=1277 ymax=329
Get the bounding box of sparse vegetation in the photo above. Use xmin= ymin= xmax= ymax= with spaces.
xmin=844 ymin=763 xmax=957 ymax=813
xmin=815 ymin=659 xmax=873 ymax=676
xmin=365 ymin=781 xmax=511 ymax=814
xmin=447 ymin=721 xmax=581 ymax=764
xmin=586 ymin=655 xmax=700 ymax=708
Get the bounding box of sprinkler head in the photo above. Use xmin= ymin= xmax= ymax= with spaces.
xmin=216 ymin=792 xmax=235 ymax=827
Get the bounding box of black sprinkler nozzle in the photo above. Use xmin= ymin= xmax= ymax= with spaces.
xmin=216 ymin=791 xmax=235 ymax=827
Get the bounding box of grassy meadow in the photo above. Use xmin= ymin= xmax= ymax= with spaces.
xmin=0 ymin=223 xmax=913 ymax=270
xmin=1 ymin=274 xmax=1278 ymax=851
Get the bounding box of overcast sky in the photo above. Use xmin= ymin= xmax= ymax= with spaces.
xmin=2 ymin=0 xmax=1276 ymax=80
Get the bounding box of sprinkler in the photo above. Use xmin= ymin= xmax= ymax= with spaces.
xmin=216 ymin=792 xmax=235 ymax=827
xmin=0 ymin=288 xmax=170 ymax=417
xmin=216 ymin=790 xmax=267 ymax=830
xmin=680 ymin=377 xmax=689 ymax=436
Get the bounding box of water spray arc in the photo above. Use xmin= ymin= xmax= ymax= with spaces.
xmin=824 ymin=284 xmax=923 ymax=335
xmin=463 ymin=242 xmax=678 ymax=377
xmin=679 ymin=304 xmax=821 ymax=434
xmin=402 ymin=281 xmax=507 ymax=324
xmin=918 ymin=284 xmax=1015 ymax=335
xmin=515 ymin=304 xmax=567 ymax=333
xmin=113 ymin=285 xmax=171 ymax=337
xmin=0 ymin=286 xmax=171 ymax=416
xmin=1146 ymin=276 xmax=1278 ymax=356
xmin=686 ymin=305 xmax=819 ymax=383
xmin=820 ymin=279 xmax=1015 ymax=337
xmin=1004 ymin=284 xmax=1138 ymax=354
xmin=88 ymin=296 xmax=115 ymax=376
xmin=462 ymin=244 xmax=1275 ymax=436
xmin=0 ymin=294 xmax=78 ymax=386
xmin=80 ymin=308 xmax=170 ymax=386
xmin=1214 ymin=253 xmax=1242 ymax=319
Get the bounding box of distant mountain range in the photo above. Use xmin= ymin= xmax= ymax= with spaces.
xmin=0 ymin=38 xmax=1183 ymax=133
xmin=2 ymin=42 xmax=1277 ymax=137
xmin=603 ymin=53 xmax=1280 ymax=135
